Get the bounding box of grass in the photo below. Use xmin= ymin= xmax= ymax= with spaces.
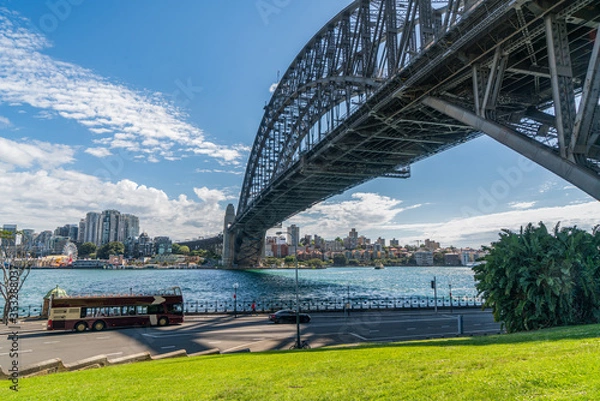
xmin=3 ymin=324 xmax=600 ymax=401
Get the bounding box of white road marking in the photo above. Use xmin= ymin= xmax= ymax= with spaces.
xmin=0 ymin=349 xmax=33 ymax=356
xmin=161 ymin=345 xmax=176 ymax=349
xmin=350 ymin=333 xmax=368 ymax=341
xmin=406 ymin=327 xmax=416 ymax=331
xmin=43 ymin=341 xmax=60 ymax=344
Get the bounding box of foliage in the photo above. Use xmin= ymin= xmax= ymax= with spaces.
xmin=78 ymin=242 xmax=97 ymax=258
xmin=171 ymin=244 xmax=190 ymax=255
xmin=96 ymin=241 xmax=125 ymax=259
xmin=305 ymin=258 xmax=324 ymax=268
xmin=9 ymin=324 xmax=600 ymax=400
xmin=474 ymin=222 xmax=600 ymax=333
xmin=332 ymin=253 xmax=348 ymax=266
xmin=283 ymin=255 xmax=296 ymax=266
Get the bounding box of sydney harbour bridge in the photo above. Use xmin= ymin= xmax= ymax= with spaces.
xmin=220 ymin=0 xmax=600 ymax=268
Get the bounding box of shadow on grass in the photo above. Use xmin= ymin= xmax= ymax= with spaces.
xmin=253 ymin=323 xmax=600 ymax=357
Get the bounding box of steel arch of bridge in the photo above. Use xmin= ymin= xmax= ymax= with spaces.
xmin=227 ymin=0 xmax=600 ymax=268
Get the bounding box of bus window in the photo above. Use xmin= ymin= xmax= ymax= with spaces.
xmin=168 ymin=303 xmax=183 ymax=315
xmin=148 ymin=304 xmax=163 ymax=314
xmin=81 ymin=308 xmax=87 ymax=318
xmin=137 ymin=305 xmax=148 ymax=315
xmin=107 ymin=307 xmax=121 ymax=316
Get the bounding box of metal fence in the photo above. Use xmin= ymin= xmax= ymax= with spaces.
xmin=0 ymin=296 xmax=484 ymax=319
xmin=182 ymin=296 xmax=484 ymax=314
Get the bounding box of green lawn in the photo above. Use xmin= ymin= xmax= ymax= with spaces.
xmin=3 ymin=324 xmax=600 ymax=401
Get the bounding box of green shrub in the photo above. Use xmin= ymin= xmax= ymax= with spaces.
xmin=474 ymin=222 xmax=600 ymax=332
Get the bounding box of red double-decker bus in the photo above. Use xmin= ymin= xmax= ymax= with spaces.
xmin=47 ymin=286 xmax=184 ymax=332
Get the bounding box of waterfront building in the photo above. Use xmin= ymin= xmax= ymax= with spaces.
xmin=154 ymin=236 xmax=172 ymax=255
xmin=444 ymin=253 xmax=461 ymax=266
xmin=414 ymin=250 xmax=434 ymax=266
xmin=389 ymin=238 xmax=399 ymax=247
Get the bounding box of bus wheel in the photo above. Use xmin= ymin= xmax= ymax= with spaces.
xmin=93 ymin=320 xmax=106 ymax=331
xmin=74 ymin=322 xmax=87 ymax=332
xmin=158 ymin=316 xmax=169 ymax=326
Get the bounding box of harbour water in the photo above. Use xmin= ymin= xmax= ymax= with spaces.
xmin=8 ymin=266 xmax=478 ymax=310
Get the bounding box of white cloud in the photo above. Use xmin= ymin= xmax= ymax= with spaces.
xmin=0 ymin=168 xmax=231 ymax=240
xmin=84 ymin=147 xmax=112 ymax=158
xmin=278 ymin=192 xmax=600 ymax=248
xmin=284 ymin=192 xmax=423 ymax=238
xmin=0 ymin=136 xmax=75 ymax=170
xmin=194 ymin=186 xmax=233 ymax=203
xmin=508 ymin=201 xmax=536 ymax=210
xmin=0 ymin=10 xmax=243 ymax=164
xmin=0 ymin=115 xmax=10 ymax=127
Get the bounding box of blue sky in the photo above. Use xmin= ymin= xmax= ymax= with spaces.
xmin=0 ymin=0 xmax=597 ymax=248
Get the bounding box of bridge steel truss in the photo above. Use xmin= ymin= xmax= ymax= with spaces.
xmin=229 ymin=0 xmax=600 ymax=268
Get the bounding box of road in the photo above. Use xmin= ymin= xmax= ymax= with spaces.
xmin=1 ymin=310 xmax=502 ymax=369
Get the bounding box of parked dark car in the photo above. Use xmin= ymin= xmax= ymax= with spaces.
xmin=269 ymin=309 xmax=311 ymax=324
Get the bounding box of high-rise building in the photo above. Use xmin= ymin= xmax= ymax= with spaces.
xmin=1 ymin=224 xmax=17 ymax=246
xmin=101 ymin=210 xmax=121 ymax=244
xmin=77 ymin=219 xmax=85 ymax=243
xmin=122 ymin=214 xmax=140 ymax=240
xmin=345 ymin=228 xmax=358 ymax=249
xmin=84 ymin=212 xmax=102 ymax=246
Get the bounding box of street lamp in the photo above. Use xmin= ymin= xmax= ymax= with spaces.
xmin=233 ymin=282 xmax=239 ymax=317
xmin=276 ymin=230 xmax=301 ymax=349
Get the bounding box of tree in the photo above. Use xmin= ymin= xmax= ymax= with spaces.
xmin=96 ymin=242 xmax=125 ymax=259
xmin=306 ymin=258 xmax=324 ymax=268
xmin=1 ymin=230 xmax=33 ymax=325
xmin=172 ymin=244 xmax=189 ymax=255
xmin=78 ymin=242 xmax=97 ymax=258
xmin=284 ymin=255 xmax=296 ymax=266
xmin=332 ymin=253 xmax=348 ymax=266
xmin=474 ymin=222 xmax=600 ymax=333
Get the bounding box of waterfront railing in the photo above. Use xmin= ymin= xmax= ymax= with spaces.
xmin=1 ymin=295 xmax=484 ymax=319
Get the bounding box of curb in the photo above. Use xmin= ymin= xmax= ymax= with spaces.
xmin=151 ymin=349 xmax=188 ymax=360
xmin=63 ymin=355 xmax=109 ymax=372
xmin=188 ymin=348 xmax=220 ymax=357
xmin=19 ymin=358 xmax=66 ymax=378
xmin=2 ymin=348 xmax=225 ymax=379
xmin=108 ymin=352 xmax=152 ymax=366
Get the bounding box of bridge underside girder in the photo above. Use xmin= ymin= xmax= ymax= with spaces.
xmin=230 ymin=0 xmax=600 ymax=268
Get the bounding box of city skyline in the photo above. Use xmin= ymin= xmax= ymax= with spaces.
xmin=0 ymin=1 xmax=598 ymax=250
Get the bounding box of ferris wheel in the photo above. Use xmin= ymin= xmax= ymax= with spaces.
xmin=62 ymin=242 xmax=78 ymax=262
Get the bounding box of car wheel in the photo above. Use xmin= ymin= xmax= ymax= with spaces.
xmin=274 ymin=318 xmax=280 ymax=324
xmin=92 ymin=320 xmax=106 ymax=331
xmin=158 ymin=316 xmax=169 ymax=326
xmin=74 ymin=322 xmax=87 ymax=332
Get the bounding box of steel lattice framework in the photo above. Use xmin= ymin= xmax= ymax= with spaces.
xmin=225 ymin=0 xmax=600 ymax=268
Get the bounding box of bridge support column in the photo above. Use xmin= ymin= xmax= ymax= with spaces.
xmin=222 ymin=204 xmax=236 ymax=268
xmin=422 ymin=96 xmax=600 ymax=200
